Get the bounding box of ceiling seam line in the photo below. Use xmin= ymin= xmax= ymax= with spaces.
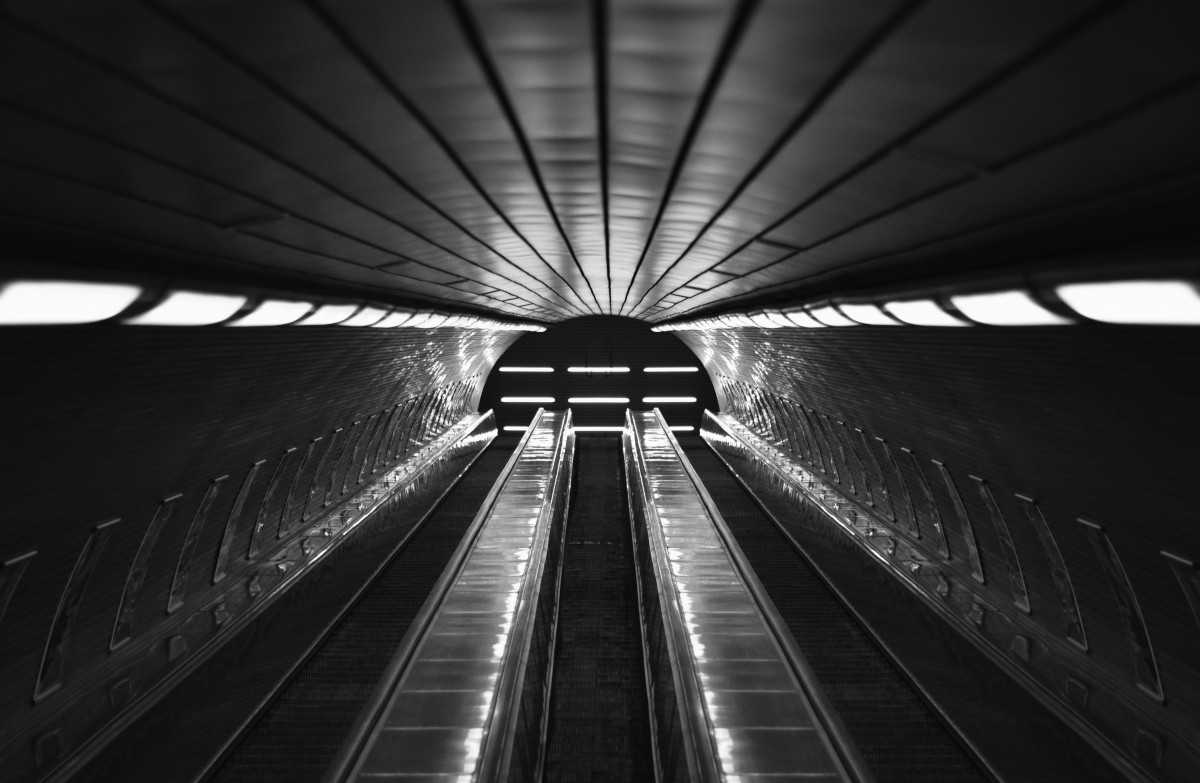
xmin=661 ymin=163 xmax=1200 ymax=321
xmin=592 ymin=0 xmax=613 ymax=313
xmin=634 ymin=0 xmax=1125 ymax=316
xmin=0 ymin=100 xmax=568 ymax=315
xmin=623 ymin=0 xmax=925 ymax=317
xmin=0 ymin=155 xmax=533 ymax=312
xmin=613 ymin=0 xmax=761 ymax=317
xmin=666 ymin=69 xmax=1200 ymax=312
xmin=0 ymin=12 xmax=582 ymax=317
xmin=302 ymin=0 xmax=592 ymax=317
xmin=450 ymin=0 xmax=605 ymax=315
xmin=142 ymin=0 xmax=588 ymax=317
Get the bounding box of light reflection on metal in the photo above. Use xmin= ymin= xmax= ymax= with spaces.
xmin=1078 ymin=517 xmax=1163 ymax=701
xmin=1014 ymin=494 xmax=1088 ymax=651
xmin=624 ymin=410 xmax=859 ymax=782
xmin=335 ymin=411 xmax=573 ymax=781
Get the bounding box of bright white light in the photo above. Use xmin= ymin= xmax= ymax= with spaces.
xmin=0 ymin=280 xmax=142 ymax=324
xmin=808 ymin=305 xmax=857 ymax=327
xmin=227 ymin=299 xmax=313 ymax=327
xmin=503 ymin=425 xmax=529 ymax=433
xmin=749 ymin=311 xmax=783 ymax=328
xmin=568 ymin=396 xmax=630 ymax=404
xmin=1056 ymin=280 xmax=1200 ymax=325
xmin=838 ymin=303 xmax=899 ymax=326
xmin=338 ymin=306 xmax=389 ymax=327
xmin=949 ymin=290 xmax=1068 ymax=326
xmin=572 ymin=425 xmax=625 ymax=432
xmin=782 ymin=308 xmax=825 ymax=328
xmin=501 ymin=396 xmax=555 ymax=403
xmin=500 ymin=366 xmax=554 ymax=373
xmin=883 ymin=299 xmax=969 ymax=327
xmin=423 ymin=313 xmax=448 ymax=328
xmin=568 ymin=366 xmax=630 ymax=373
xmin=372 ymin=309 xmax=414 ymax=328
xmin=644 ymin=366 xmax=698 ymax=373
xmin=669 ymin=425 xmax=696 ymax=432
xmin=763 ymin=310 xmax=793 ymax=328
xmin=295 ymin=303 xmax=360 ymax=325
xmin=127 ymin=290 xmax=247 ymax=326
xmin=643 ymin=396 xmax=697 ymax=403
xmin=403 ymin=312 xmax=435 ymax=328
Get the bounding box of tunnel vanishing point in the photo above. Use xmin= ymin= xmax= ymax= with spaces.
xmin=1 ymin=2 xmax=1199 ymax=782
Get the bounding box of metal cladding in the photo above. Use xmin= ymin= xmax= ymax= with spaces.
xmin=686 ymin=319 xmax=1200 ymax=782
xmin=331 ymin=409 xmax=575 ymax=782
xmin=0 ymin=325 xmax=515 ymax=780
xmin=623 ymin=410 xmax=866 ymax=783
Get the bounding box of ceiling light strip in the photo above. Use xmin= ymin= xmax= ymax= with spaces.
xmin=652 ymin=277 xmax=1200 ymax=331
xmin=0 ymin=278 xmax=547 ymax=331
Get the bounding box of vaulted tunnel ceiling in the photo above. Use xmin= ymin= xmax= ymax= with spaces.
xmin=2 ymin=0 xmax=1199 ymax=322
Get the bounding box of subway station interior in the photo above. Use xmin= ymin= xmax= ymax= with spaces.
xmin=2 ymin=2 xmax=1199 ymax=781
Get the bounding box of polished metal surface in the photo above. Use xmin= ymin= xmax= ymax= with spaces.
xmin=333 ymin=408 xmax=573 ymax=782
xmin=4 ymin=2 xmax=1197 ymax=320
xmin=699 ymin=409 xmax=1198 ymax=783
xmin=624 ymin=408 xmax=862 ymax=782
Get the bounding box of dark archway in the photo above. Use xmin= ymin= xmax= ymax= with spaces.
xmin=479 ymin=316 xmax=718 ymax=432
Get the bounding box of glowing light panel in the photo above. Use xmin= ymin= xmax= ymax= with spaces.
xmin=1056 ymin=280 xmax=1200 ymax=325
xmin=127 ymin=290 xmax=247 ymax=326
xmin=883 ymin=299 xmax=969 ymax=327
xmin=227 ymin=299 xmax=313 ymax=327
xmin=0 ymin=280 xmax=142 ymax=324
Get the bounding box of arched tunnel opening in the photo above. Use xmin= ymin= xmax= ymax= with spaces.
xmin=479 ymin=316 xmax=719 ymax=432
xmin=1 ymin=3 xmax=1200 ymax=782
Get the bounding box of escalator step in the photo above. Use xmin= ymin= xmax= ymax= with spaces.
xmin=210 ymin=439 xmax=517 ymax=782
xmin=682 ymin=439 xmax=989 ymax=783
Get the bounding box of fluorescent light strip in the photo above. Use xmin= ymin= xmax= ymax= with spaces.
xmin=127 ymin=290 xmax=247 ymax=326
xmin=950 ymin=290 xmax=1069 ymax=326
xmin=572 ymin=425 xmax=625 ymax=432
xmin=338 ymin=306 xmax=389 ymax=327
xmin=295 ymin=303 xmax=360 ymax=326
xmin=838 ymin=303 xmax=898 ymax=326
xmin=501 ymin=396 xmax=555 ymax=403
xmin=500 ymin=366 xmax=554 ymax=373
xmin=643 ymin=396 xmax=697 ymax=403
xmin=503 ymin=425 xmax=529 ymax=433
xmin=567 ymin=366 xmax=630 ymax=373
xmin=227 ymin=299 xmax=313 ymax=327
xmin=372 ymin=309 xmax=414 ymax=328
xmin=0 ymin=280 xmax=142 ymax=324
xmin=882 ymin=299 xmax=969 ymax=327
xmin=568 ymin=396 xmax=630 ymax=404
xmin=669 ymin=425 xmax=696 ymax=432
xmin=782 ymin=309 xmax=825 ymax=328
xmin=749 ymin=311 xmax=783 ymax=328
xmin=1056 ymin=280 xmax=1200 ymax=325
xmin=807 ymin=305 xmax=857 ymax=327
xmin=643 ymin=366 xmax=698 ymax=373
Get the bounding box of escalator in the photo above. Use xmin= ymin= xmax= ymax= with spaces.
xmin=541 ymin=434 xmax=654 ymax=782
xmin=207 ymin=436 xmax=520 ymax=782
xmin=681 ymin=437 xmax=992 ymax=783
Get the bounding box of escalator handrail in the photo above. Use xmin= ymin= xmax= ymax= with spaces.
xmin=656 ymin=408 xmax=875 ymax=783
xmin=324 ymin=409 xmax=554 ymax=782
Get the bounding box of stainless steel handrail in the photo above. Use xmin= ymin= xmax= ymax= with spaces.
xmin=623 ymin=408 xmax=724 ymax=783
xmin=325 ymin=407 xmax=575 ymax=783
xmin=656 ymin=408 xmax=874 ymax=783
